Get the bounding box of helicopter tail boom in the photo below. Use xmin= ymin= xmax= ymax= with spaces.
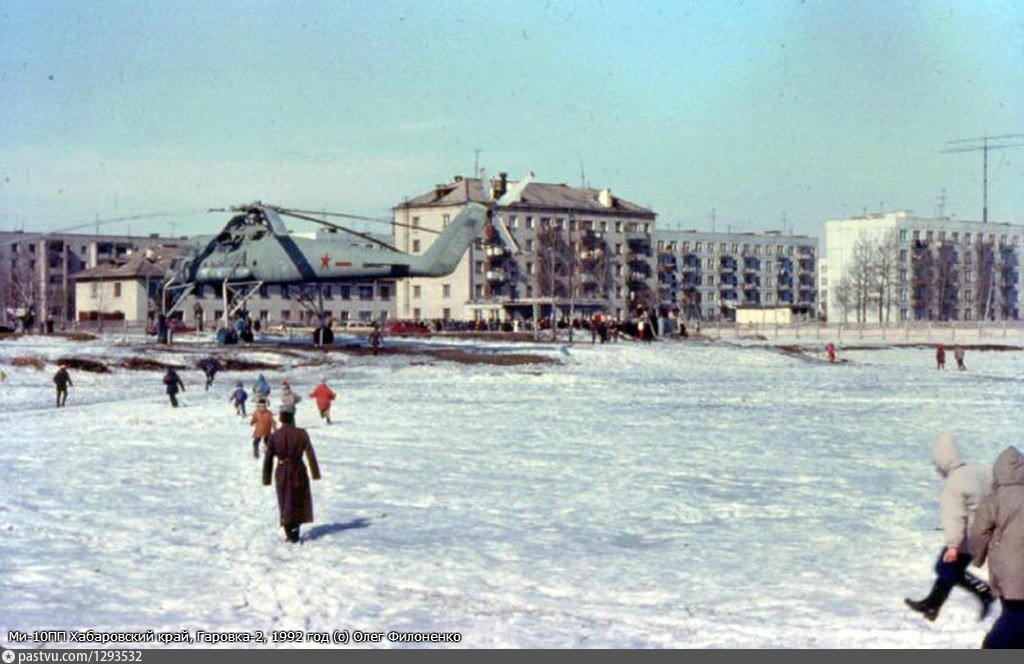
xmin=407 ymin=203 xmax=488 ymax=277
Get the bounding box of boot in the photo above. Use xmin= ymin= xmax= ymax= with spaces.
xmin=905 ymin=580 xmax=953 ymax=621
xmin=959 ymin=573 xmax=994 ymax=621
xmin=285 ymin=524 xmax=301 ymax=543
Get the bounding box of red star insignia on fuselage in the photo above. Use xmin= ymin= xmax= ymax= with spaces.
xmin=320 ymin=253 xmax=330 ymax=268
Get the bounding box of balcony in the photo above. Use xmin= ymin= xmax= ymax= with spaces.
xmin=486 ymin=269 xmax=508 ymax=283
xmin=486 ymin=245 xmax=508 ymax=258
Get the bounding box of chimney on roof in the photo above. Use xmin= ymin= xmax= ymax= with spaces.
xmin=454 ymin=175 xmax=463 ymax=183
xmin=598 ymin=188 xmax=614 ymax=208
xmin=491 ymin=172 xmax=508 ymax=200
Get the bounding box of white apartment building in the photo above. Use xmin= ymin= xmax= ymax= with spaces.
xmin=654 ymin=230 xmax=819 ymax=321
xmin=824 ymin=211 xmax=1023 ymax=323
xmin=394 ymin=174 xmax=657 ymax=323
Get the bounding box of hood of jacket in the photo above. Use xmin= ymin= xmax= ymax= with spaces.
xmin=931 ymin=430 xmax=964 ymax=477
xmin=993 ymin=445 xmax=1024 ymax=487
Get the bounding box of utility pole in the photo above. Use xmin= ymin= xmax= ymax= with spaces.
xmin=568 ymin=211 xmax=575 ymax=343
xmin=943 ymin=133 xmax=1024 ymax=223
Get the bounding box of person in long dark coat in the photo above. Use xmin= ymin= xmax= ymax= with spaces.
xmin=163 ymin=367 xmax=185 ymax=408
xmin=262 ymin=410 xmax=321 ymax=543
xmin=53 ymin=362 xmax=73 ymax=407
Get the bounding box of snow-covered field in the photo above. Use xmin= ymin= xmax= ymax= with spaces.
xmin=1 ymin=334 xmax=1021 ymax=648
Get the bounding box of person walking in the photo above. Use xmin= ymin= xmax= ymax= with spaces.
xmin=905 ymin=430 xmax=994 ymax=621
xmin=309 ymin=377 xmax=337 ymax=425
xmin=936 ymin=344 xmax=946 ymax=370
xmin=199 ymin=357 xmax=220 ymax=391
xmin=53 ymin=362 xmax=73 ymax=407
xmin=163 ymin=367 xmax=185 ymax=408
xmin=368 ymin=323 xmax=383 ymax=356
xmin=262 ymin=409 xmax=321 ymax=543
xmin=825 ymin=342 xmax=837 ymax=364
xmin=969 ymin=445 xmax=1024 ymax=648
xmin=230 ymin=381 xmax=248 ymax=417
xmin=249 ymin=398 xmax=277 ymax=459
xmin=954 ymin=345 xmax=966 ymax=371
xmin=279 ymin=380 xmax=300 ymax=414
xmin=253 ymin=373 xmax=271 ymax=403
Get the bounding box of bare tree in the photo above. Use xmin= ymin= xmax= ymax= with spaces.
xmin=833 ymin=274 xmax=855 ymax=323
xmin=849 ymin=236 xmax=876 ymax=323
xmin=872 ymin=229 xmax=901 ymax=322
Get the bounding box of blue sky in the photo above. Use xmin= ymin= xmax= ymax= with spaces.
xmin=1 ymin=0 xmax=1021 ymax=239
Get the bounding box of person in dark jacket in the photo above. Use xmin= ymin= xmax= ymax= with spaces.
xmin=954 ymin=345 xmax=966 ymax=371
xmin=53 ymin=362 xmax=73 ymax=407
xmin=970 ymin=445 xmax=1024 ymax=648
xmin=199 ymin=358 xmax=220 ymax=391
xmin=230 ymin=381 xmax=248 ymax=417
xmin=905 ymin=430 xmax=994 ymax=621
xmin=163 ymin=367 xmax=185 ymax=408
xmin=262 ymin=409 xmax=321 ymax=543
xmin=936 ymin=344 xmax=946 ymax=370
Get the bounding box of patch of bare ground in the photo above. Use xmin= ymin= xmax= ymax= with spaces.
xmin=57 ymin=357 xmax=111 ymax=373
xmin=12 ymin=356 xmax=45 ymax=370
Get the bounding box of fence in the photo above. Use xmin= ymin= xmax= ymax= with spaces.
xmin=705 ymin=319 xmax=1024 ymax=344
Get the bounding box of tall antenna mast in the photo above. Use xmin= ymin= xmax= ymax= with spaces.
xmin=942 ymin=133 xmax=1024 ymax=223
xmin=474 ymin=149 xmax=482 ymax=178
xmin=710 ymin=208 xmax=716 ymax=235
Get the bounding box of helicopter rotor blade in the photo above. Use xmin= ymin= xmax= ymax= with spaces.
xmin=271 ymin=207 xmax=402 ymax=253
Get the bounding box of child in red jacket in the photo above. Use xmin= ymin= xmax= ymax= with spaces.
xmin=309 ymin=377 xmax=337 ymax=425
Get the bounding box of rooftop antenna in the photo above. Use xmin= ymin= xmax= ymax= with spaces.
xmin=474 ymin=149 xmax=482 ymax=178
xmin=942 ymin=133 xmax=1024 ymax=223
xmin=578 ymin=154 xmax=587 ymax=190
xmin=937 ymin=188 xmax=947 ymax=219
xmin=710 ymin=207 xmax=716 ymax=235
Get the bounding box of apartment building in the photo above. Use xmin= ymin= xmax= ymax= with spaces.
xmin=824 ymin=211 xmax=1022 ymax=322
xmin=0 ymin=230 xmax=185 ymax=329
xmin=654 ymin=229 xmax=819 ymax=321
xmin=394 ymin=174 xmax=657 ymax=323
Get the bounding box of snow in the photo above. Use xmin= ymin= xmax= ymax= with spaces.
xmin=1 ymin=333 xmax=1021 ymax=648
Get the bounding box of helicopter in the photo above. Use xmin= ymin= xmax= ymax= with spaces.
xmin=160 ymin=200 xmax=488 ymax=337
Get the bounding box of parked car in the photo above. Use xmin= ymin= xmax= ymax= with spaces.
xmin=145 ymin=318 xmax=196 ymax=335
xmin=383 ymin=319 xmax=430 ymax=335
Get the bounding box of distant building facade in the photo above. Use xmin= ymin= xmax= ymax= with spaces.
xmin=0 ymin=231 xmax=185 ymax=330
xmin=654 ymin=230 xmax=819 ymax=321
xmin=824 ymin=211 xmax=1023 ymax=323
xmin=394 ymin=174 xmax=657 ymax=323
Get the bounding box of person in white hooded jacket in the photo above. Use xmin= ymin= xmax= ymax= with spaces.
xmin=905 ymin=430 xmax=995 ymax=621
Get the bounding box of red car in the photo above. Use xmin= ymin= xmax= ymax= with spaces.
xmin=382 ymin=320 xmax=430 ymax=335
xmin=145 ymin=318 xmax=196 ymax=335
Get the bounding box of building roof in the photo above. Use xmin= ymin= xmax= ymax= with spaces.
xmin=397 ymin=176 xmax=655 ymax=217
xmin=74 ymin=245 xmax=184 ymax=281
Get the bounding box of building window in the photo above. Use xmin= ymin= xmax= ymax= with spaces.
xmin=442 ymin=284 xmax=451 ymax=298
xmin=412 ymin=239 xmax=421 ymax=253
xmin=411 ymin=217 xmax=420 ymax=228
xmin=599 ymin=221 xmax=607 ymax=232
xmin=358 ymin=285 xmax=373 ymax=300
xmin=615 ymin=243 xmax=622 ymax=255
xmin=526 ymin=217 xmax=534 ymax=229
xmin=280 ymin=310 xmax=290 ymax=321
xmin=695 ymin=242 xmax=702 ymax=252
xmin=323 ymin=285 xmax=333 ymax=299
xmin=413 ymin=308 xmax=421 ymax=320
xmin=615 ymin=222 xmax=623 ymax=233
xmin=540 ymin=218 xmax=550 ymax=230
xmin=442 ymin=214 xmax=450 ymax=227
xmin=525 ymin=239 xmax=534 ymax=252
xmin=474 ymin=285 xmax=483 ymax=298
xmin=340 ymin=285 xmax=351 ymax=300
xmin=526 ymin=262 xmax=534 ymax=275
xmin=442 ymin=308 xmax=451 ymax=321
xmin=113 ymin=282 xmax=122 ymax=297
xmin=413 ymin=285 xmax=422 ymax=299
xmin=90 ymin=282 xmax=98 ymax=297
xmin=475 ymin=261 xmax=484 ymax=274
xmin=379 ymin=285 xmax=391 ymax=300
xmin=509 ymin=215 xmax=518 ymax=228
